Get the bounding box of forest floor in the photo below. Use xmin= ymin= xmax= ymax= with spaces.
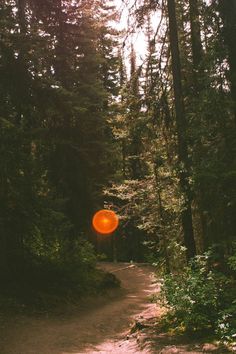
xmin=0 ymin=263 xmax=233 ymax=354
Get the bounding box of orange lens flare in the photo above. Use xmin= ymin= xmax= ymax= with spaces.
xmin=92 ymin=209 xmax=119 ymax=235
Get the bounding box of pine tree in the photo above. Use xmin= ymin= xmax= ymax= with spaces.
xmin=167 ymin=0 xmax=196 ymax=260
xmin=0 ymin=0 xmax=120 ymax=276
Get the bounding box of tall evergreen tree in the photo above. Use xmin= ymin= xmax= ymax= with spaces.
xmin=0 ymin=0 xmax=119 ymax=277
xmin=167 ymin=0 xmax=196 ymax=259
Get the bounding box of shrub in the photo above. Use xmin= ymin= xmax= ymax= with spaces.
xmin=216 ymin=304 xmax=236 ymax=344
xmin=159 ymin=252 xmax=236 ymax=341
xmin=216 ymin=248 xmax=236 ymax=344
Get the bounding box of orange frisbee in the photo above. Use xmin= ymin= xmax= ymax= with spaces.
xmin=92 ymin=209 xmax=119 ymax=235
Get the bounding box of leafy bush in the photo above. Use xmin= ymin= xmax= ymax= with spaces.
xmin=228 ymin=250 xmax=236 ymax=272
xmin=0 ymin=237 xmax=120 ymax=312
xmin=61 ymin=238 xmax=97 ymax=270
xmin=216 ymin=248 xmax=236 ymax=344
xmin=216 ymin=304 xmax=236 ymax=343
xmin=160 ymin=253 xmax=226 ymax=332
xmin=159 ymin=252 xmax=236 ymax=342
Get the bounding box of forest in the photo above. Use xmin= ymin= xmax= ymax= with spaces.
xmin=0 ymin=0 xmax=236 ymax=351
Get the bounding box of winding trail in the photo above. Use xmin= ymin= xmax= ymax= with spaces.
xmin=0 ymin=263 xmax=159 ymax=354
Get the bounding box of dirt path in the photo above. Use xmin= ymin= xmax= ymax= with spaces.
xmin=0 ymin=263 xmax=159 ymax=354
xmin=1 ymin=263 xmax=232 ymax=354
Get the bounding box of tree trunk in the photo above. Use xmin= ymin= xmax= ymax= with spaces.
xmin=0 ymin=224 xmax=8 ymax=279
xmin=167 ymin=0 xmax=196 ymax=260
xmin=189 ymin=0 xmax=207 ymax=251
xmin=189 ymin=0 xmax=203 ymax=88
xmin=154 ymin=166 xmax=170 ymax=272
xmin=219 ymin=0 xmax=236 ymax=123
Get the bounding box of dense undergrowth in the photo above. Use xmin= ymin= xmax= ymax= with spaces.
xmin=0 ymin=240 xmax=119 ymax=314
xmin=157 ymin=249 xmax=236 ymax=346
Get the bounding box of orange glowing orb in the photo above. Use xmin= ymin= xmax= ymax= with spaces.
xmin=92 ymin=209 xmax=119 ymax=235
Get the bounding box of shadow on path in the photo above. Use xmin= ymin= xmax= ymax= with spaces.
xmin=0 ymin=263 xmax=158 ymax=354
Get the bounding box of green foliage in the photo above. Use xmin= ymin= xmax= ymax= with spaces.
xmin=160 ymin=254 xmax=225 ymax=331
xmin=216 ymin=247 xmax=236 ymax=344
xmin=0 ymin=0 xmax=119 ymax=283
xmin=159 ymin=252 xmax=236 ymax=342
xmin=0 ymin=238 xmax=120 ymax=312
xmin=60 ymin=238 xmax=97 ymax=274
xmin=1 ymin=0 xmax=236 ymax=331
xmin=216 ymin=304 xmax=236 ymax=344
xmin=31 ymin=238 xmax=97 ymax=288
xmin=228 ymin=249 xmax=236 ymax=272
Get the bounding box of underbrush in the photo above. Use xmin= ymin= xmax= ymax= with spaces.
xmin=0 ymin=239 xmax=120 ymax=313
xmin=157 ymin=251 xmax=236 ymax=346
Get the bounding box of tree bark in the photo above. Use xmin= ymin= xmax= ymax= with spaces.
xmin=189 ymin=0 xmax=206 ymax=251
xmin=0 ymin=223 xmax=8 ymax=279
xmin=154 ymin=166 xmax=170 ymax=272
xmin=189 ymin=0 xmax=203 ymax=89
xmin=189 ymin=0 xmax=203 ymax=68
xmin=167 ymin=0 xmax=196 ymax=260
xmin=218 ymin=0 xmax=236 ymax=123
